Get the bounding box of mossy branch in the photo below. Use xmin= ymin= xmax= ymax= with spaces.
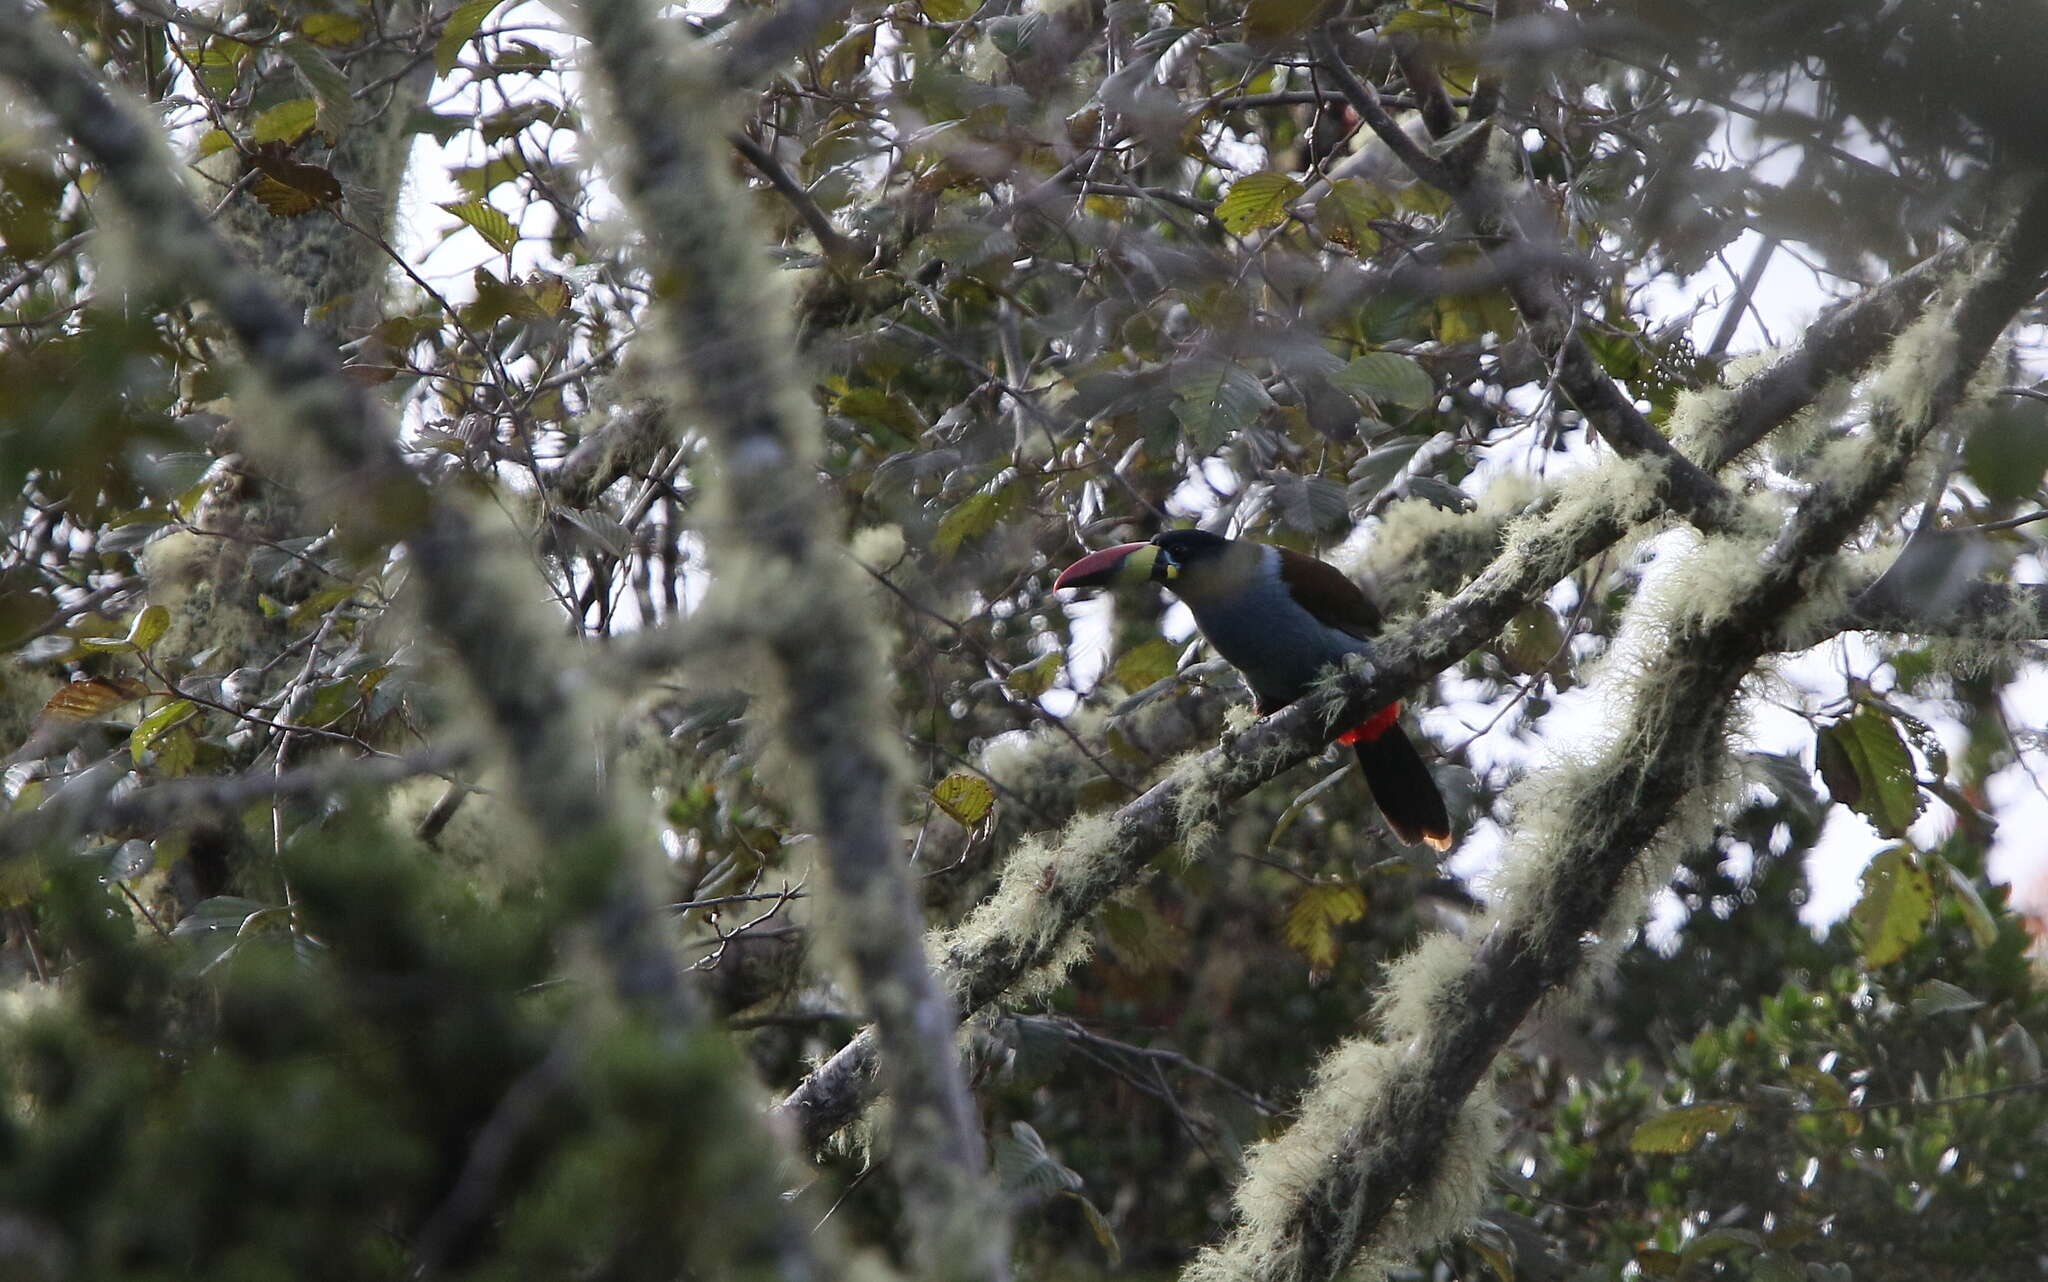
xmin=573 ymin=3 xmax=1007 ymax=1279
xmin=0 ymin=13 xmax=822 ymax=1280
xmin=1183 ymin=175 xmax=2048 ymax=1282
xmin=778 ymin=229 xmax=1980 ymax=1152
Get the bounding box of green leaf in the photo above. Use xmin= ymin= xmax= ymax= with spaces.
xmin=1170 ymin=361 xmax=1273 ymax=448
xmin=1216 ymin=171 xmax=1304 ymax=236
xmin=249 ymin=97 xmax=319 ymax=145
xmin=1005 ymin=652 xmax=1064 ymax=698
xmin=439 ymin=200 xmax=519 ymax=253
xmin=1501 ymin=603 xmax=1565 ymax=675
xmin=1066 ymin=1192 xmax=1122 ymax=1267
xmin=298 ymin=13 xmax=365 ymax=45
xmin=1283 ymin=882 xmax=1365 ymax=974
xmin=1329 ymin=352 xmax=1436 ymax=410
xmin=1909 ymin=978 xmax=1983 ymax=1016
xmin=130 ymin=698 xmax=197 ymax=760
xmin=299 ymin=679 xmax=362 ymax=729
xmin=922 ymin=0 xmax=975 ymax=19
xmin=1937 ymin=855 xmax=2001 ymax=949
xmin=993 ymin=1121 xmax=1083 ymax=1196
xmin=282 ymin=39 xmax=357 ymax=138
xmin=1242 ymin=0 xmax=1321 ymax=44
xmin=1853 ymin=846 xmax=1934 ymax=967
xmin=1629 ymin=1102 xmax=1740 ymax=1154
xmin=1270 ymin=471 xmax=1352 ymax=534
xmin=932 ymin=774 xmax=996 ymax=826
xmin=129 ymin=604 xmax=170 ymax=651
xmin=1962 ymin=399 xmax=2048 ymax=501
xmin=435 ymin=0 xmax=505 ymax=74
xmin=933 ymin=491 xmax=1002 ymax=558
xmin=1113 ymin=637 xmax=1182 ymax=691
xmin=196 ymin=128 xmax=236 ymax=159
xmin=1820 ymin=707 xmax=1922 ymax=837
xmin=1315 ymin=178 xmax=1393 ymax=253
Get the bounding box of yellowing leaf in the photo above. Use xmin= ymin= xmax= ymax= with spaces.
xmin=1216 ymin=171 xmax=1303 ymax=236
xmin=1242 ymin=0 xmax=1321 ymax=44
xmin=1629 ymin=1102 xmax=1740 ymax=1154
xmin=933 ymin=491 xmax=1005 ymax=558
xmin=1854 ymin=845 xmax=1934 ymax=967
xmin=439 ymin=200 xmax=519 ymax=254
xmin=1283 ymin=882 xmax=1366 ymax=974
xmin=1316 ymin=178 xmax=1394 ymax=253
xmin=42 ymin=676 xmax=148 ymax=723
xmin=249 ymin=97 xmax=319 ymax=145
xmin=932 ymin=774 xmax=996 ymax=827
xmin=298 ymin=13 xmax=365 ymax=45
xmin=197 ymin=128 xmax=236 ymax=159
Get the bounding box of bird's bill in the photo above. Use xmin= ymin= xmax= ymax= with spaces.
xmin=1053 ymin=541 xmax=1157 ymax=590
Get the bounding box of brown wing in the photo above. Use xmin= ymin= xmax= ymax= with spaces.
xmin=1275 ymin=547 xmax=1382 ymax=641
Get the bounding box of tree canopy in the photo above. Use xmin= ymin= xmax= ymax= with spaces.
xmin=3 ymin=0 xmax=2048 ymax=1279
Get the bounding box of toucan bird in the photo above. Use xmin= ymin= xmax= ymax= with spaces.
xmin=1054 ymin=529 xmax=1453 ymax=850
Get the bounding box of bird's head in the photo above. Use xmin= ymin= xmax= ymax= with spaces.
xmin=1053 ymin=529 xmax=1234 ymax=591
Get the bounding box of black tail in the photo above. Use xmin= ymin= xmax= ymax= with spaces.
xmin=1352 ymin=725 xmax=1453 ymax=851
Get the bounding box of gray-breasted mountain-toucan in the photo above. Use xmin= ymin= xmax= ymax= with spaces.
xmin=1055 ymin=528 xmax=1453 ymax=850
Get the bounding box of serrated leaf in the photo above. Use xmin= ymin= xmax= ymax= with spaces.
xmin=1629 ymin=1102 xmax=1740 ymax=1154
xmin=1217 ymin=171 xmax=1303 ymax=235
xmin=932 ymin=773 xmax=996 ymax=827
xmin=249 ymin=97 xmax=319 ymax=145
xmin=1821 ymin=707 xmax=1921 ymax=836
xmin=1271 ymin=471 xmax=1352 ymax=535
xmin=1283 ymin=882 xmax=1365 ymax=974
xmin=439 ymin=199 xmax=518 ymax=253
xmin=1348 ymin=436 xmax=1424 ymax=500
xmin=1330 ymin=351 xmax=1436 ymax=410
xmin=436 ymin=0 xmax=505 ymax=73
xmin=42 ymin=676 xmax=148 ymax=721
xmin=1113 ymin=637 xmax=1182 ymax=692
xmin=1853 ymin=846 xmax=1934 ymax=967
xmin=130 ymin=698 xmax=197 ymax=759
xmin=197 ymin=128 xmax=236 ymax=159
xmin=1170 ymin=361 xmax=1273 ymax=449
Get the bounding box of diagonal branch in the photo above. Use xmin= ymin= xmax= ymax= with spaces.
xmin=1312 ymin=23 xmax=1744 ymax=534
xmin=0 ymin=12 xmax=824 ymax=1281
xmin=1185 ymin=174 xmax=2048 ymax=1282
xmin=574 ymin=3 xmax=1008 ymax=1280
xmin=777 ymin=229 xmax=1977 ymax=1150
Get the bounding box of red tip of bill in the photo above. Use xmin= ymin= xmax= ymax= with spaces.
xmin=1053 ymin=541 xmax=1152 ymax=590
xmin=1337 ymin=702 xmax=1402 ymax=745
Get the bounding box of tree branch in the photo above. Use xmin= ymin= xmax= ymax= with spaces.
xmin=776 ymin=228 xmax=1978 ymax=1152
xmin=1185 ymin=174 xmax=2048 ymax=1282
xmin=575 ymin=4 xmax=1008 ymax=1279
xmin=0 ymin=13 xmax=823 ymax=1281
xmin=1313 ymin=22 xmax=1745 ymax=535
